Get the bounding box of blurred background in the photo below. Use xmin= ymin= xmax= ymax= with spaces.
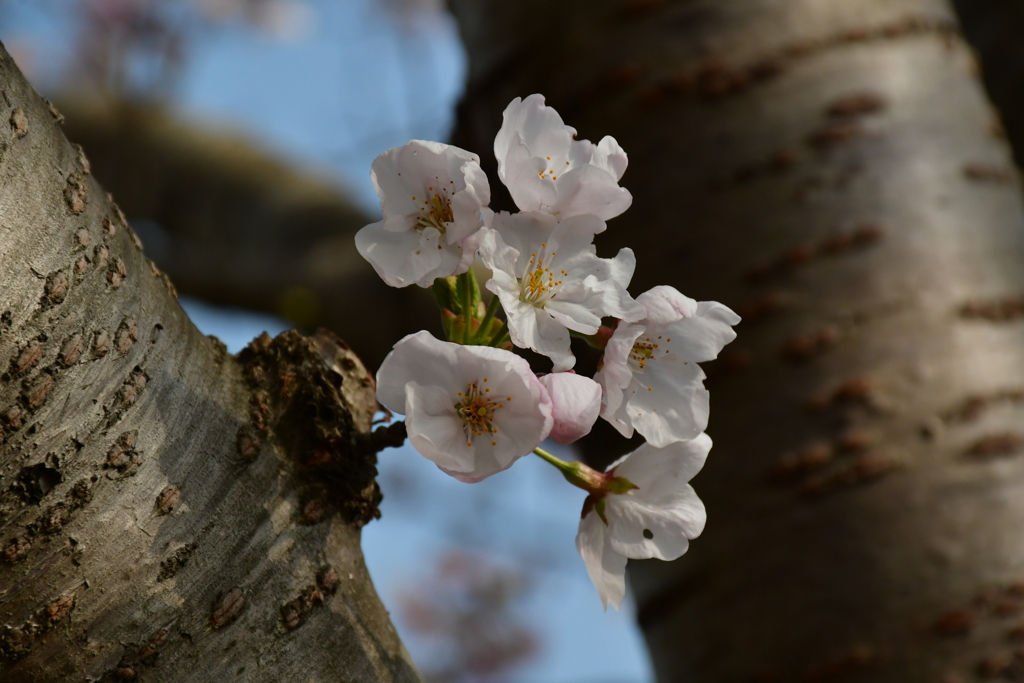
xmin=0 ymin=1 xmax=653 ymax=681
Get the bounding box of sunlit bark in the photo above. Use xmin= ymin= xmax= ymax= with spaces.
xmin=0 ymin=43 xmax=420 ymax=683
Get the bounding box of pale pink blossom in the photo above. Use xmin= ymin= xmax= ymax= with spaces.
xmin=494 ymin=94 xmax=631 ymax=221
xmin=479 ymin=211 xmax=644 ymax=371
xmin=576 ymin=434 xmax=711 ymax=610
xmin=356 ymin=140 xmax=490 ymax=288
xmin=538 ymin=372 xmax=602 ymax=445
xmin=376 ymin=331 xmax=553 ymax=481
xmin=595 ymin=286 xmax=739 ymax=447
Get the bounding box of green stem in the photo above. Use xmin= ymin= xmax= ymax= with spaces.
xmin=459 ymin=272 xmax=474 ymax=344
xmin=533 ymin=446 xmax=573 ymax=471
xmin=486 ymin=320 xmax=509 ymax=347
xmin=473 ymin=294 xmax=502 ymax=344
xmin=533 ymin=447 xmax=607 ymax=493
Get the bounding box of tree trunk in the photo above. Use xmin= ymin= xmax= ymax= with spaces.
xmin=451 ymin=1 xmax=1024 ymax=681
xmin=950 ymin=0 xmax=1024 ymax=170
xmin=0 ymin=43 xmax=420 ymax=683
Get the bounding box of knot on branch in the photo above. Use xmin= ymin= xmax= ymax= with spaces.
xmin=236 ymin=328 xmax=385 ymax=527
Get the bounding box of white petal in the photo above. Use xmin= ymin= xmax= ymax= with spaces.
xmin=603 ymin=435 xmax=712 ymax=560
xmin=506 ymin=301 xmax=575 ymax=371
xmin=595 ymin=323 xmax=646 ymax=438
xmin=613 ymin=433 xmax=712 ymax=488
xmin=500 ymin=94 xmax=572 ymax=164
xmin=664 ymin=301 xmax=741 ymax=363
xmin=576 ymin=509 xmax=628 ymax=611
xmin=503 ymin=141 xmax=554 ymax=214
xmin=484 ymin=212 xmax=559 ymax=274
xmin=494 ymin=95 xmax=631 ymax=222
xmin=595 ymin=136 xmax=628 ymax=181
xmin=627 ymin=363 xmax=709 ymax=447
xmin=376 ymin=331 xmax=459 ymax=413
xmin=606 ymin=486 xmax=703 ymax=561
xmin=550 ymin=164 xmax=633 ymax=221
xmin=378 ymin=332 xmax=552 ymax=483
xmin=579 ymin=248 xmax=645 ymax=322
xmin=635 ymin=285 xmax=698 ymax=326
xmin=539 ymin=372 xmax=602 ymax=444
xmin=355 ymin=221 xmax=449 ymax=289
xmin=372 ymin=140 xmax=466 ymax=219
xmin=405 ymin=382 xmax=476 ymax=473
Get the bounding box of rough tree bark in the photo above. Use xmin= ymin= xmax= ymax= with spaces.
xmin=0 ymin=44 xmax=420 ymax=683
xmin=450 ymin=0 xmax=1024 ymax=681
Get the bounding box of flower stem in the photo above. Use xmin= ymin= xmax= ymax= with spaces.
xmin=473 ymin=294 xmax=502 ymax=344
xmin=533 ymin=447 xmax=607 ymax=494
xmin=533 ymin=446 xmax=572 ymax=470
xmin=459 ymin=271 xmax=474 ymax=344
xmin=486 ymin=320 xmax=509 ymax=347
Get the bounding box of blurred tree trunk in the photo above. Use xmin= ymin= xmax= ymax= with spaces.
xmin=950 ymin=0 xmax=1024 ymax=168
xmin=450 ymin=0 xmax=1024 ymax=681
xmin=56 ymin=99 xmax=437 ymax=371
xmin=0 ymin=43 xmax=419 ymax=683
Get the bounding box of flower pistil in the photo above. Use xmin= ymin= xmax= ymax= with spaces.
xmin=455 ymin=379 xmax=507 ymax=447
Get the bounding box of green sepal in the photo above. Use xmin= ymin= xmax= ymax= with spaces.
xmin=595 ymin=498 xmax=609 ymax=525
xmin=456 ymin=270 xmax=482 ymax=316
xmin=433 ymin=277 xmax=459 ymax=314
xmin=441 ymin=309 xmax=458 ymax=340
xmin=607 ymin=475 xmax=639 ymax=495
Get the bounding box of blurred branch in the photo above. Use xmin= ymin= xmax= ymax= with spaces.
xmin=61 ymin=98 xmax=436 ymax=368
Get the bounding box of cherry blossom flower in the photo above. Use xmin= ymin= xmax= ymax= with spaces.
xmin=596 ymin=286 xmax=739 ymax=447
xmin=479 ymin=211 xmax=645 ymax=371
xmin=376 ymin=331 xmax=553 ymax=481
xmin=576 ymin=434 xmax=711 ymax=610
xmin=355 ymin=140 xmax=490 ymax=288
xmin=494 ymin=94 xmax=631 ymax=221
xmin=538 ymin=372 xmax=602 ymax=445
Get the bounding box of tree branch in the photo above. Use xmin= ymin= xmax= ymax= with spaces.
xmin=0 ymin=43 xmax=420 ymax=682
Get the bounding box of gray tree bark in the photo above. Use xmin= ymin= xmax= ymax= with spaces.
xmin=0 ymin=43 xmax=420 ymax=683
xmin=450 ymin=1 xmax=1024 ymax=681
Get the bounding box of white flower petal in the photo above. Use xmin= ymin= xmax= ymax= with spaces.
xmin=595 ymin=323 xmax=646 ymax=438
xmin=635 ymin=285 xmax=698 ymax=325
xmin=494 ymin=95 xmax=631 ymax=221
xmin=613 ymin=433 xmax=712 ymax=489
xmin=360 ymin=140 xmax=489 ymax=288
xmin=539 ymin=372 xmax=602 ymax=444
xmin=606 ymin=490 xmax=702 ymax=561
xmin=376 ymin=332 xmax=553 ymax=482
xmin=376 ymin=331 xmax=459 ymax=412
xmin=595 ymin=136 xmax=628 ymax=181
xmin=576 ymin=510 xmax=627 ymax=611
xmin=604 ymin=435 xmax=712 ymax=560
xmin=405 ymin=382 xmax=475 ymax=473
xmin=547 ymin=164 xmax=633 ymax=222
xmin=597 ymin=286 xmax=738 ymax=445
xmin=627 ymin=363 xmax=709 ymax=447
xmin=480 ymin=214 xmax=641 ymax=370
xmin=355 ymin=220 xmax=441 ymax=289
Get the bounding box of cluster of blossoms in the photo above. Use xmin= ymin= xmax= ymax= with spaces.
xmin=357 ymin=94 xmax=739 ymax=610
